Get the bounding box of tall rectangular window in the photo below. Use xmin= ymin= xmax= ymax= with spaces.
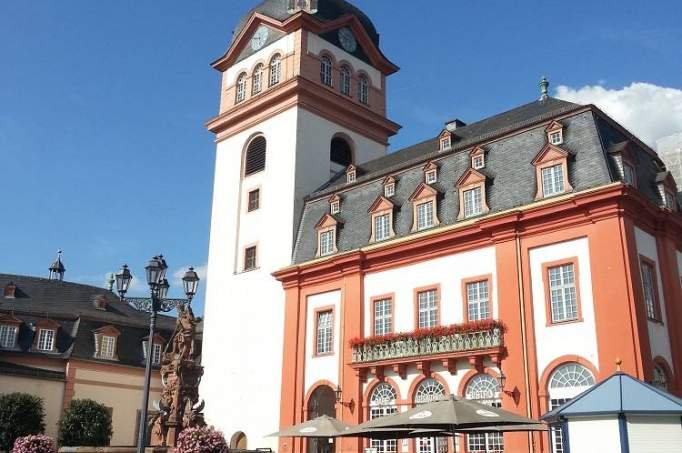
xmin=0 ymin=325 xmax=17 ymax=348
xmin=548 ymin=263 xmax=578 ymax=323
xmin=244 ymin=246 xmax=257 ymax=271
xmin=319 ymin=230 xmax=335 ymax=256
xmin=549 ymin=131 xmax=563 ymax=145
xmin=316 ymin=310 xmax=333 ymax=355
xmin=373 ymin=298 xmax=392 ymax=336
xmin=417 ymin=201 xmax=434 ymax=230
xmin=37 ymin=329 xmax=55 ymax=351
xmin=641 ymin=261 xmax=659 ymax=320
xmin=152 ymin=343 xmax=163 ymax=365
xmin=417 ymin=289 xmax=438 ymax=328
xmin=466 ymin=280 xmax=490 ymax=321
xmin=542 ymin=164 xmax=565 ymax=197
xmin=374 ymin=214 xmax=391 ymax=241
xmin=101 ymin=336 xmax=116 ymax=359
xmin=463 ymin=187 xmax=483 ymax=218
xmin=623 ymin=163 xmax=635 ymax=186
xmin=247 ymin=189 xmax=260 ymax=212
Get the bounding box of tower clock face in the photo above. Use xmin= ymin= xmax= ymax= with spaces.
xmin=251 ymin=26 xmax=269 ymax=51
xmin=338 ymin=27 xmax=357 ymax=53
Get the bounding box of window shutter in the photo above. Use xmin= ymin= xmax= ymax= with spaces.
xmin=244 ymin=137 xmax=267 ymax=176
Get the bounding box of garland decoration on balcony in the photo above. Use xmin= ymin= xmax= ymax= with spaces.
xmin=349 ymin=319 xmax=505 ymax=348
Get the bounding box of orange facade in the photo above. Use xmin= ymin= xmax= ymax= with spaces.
xmin=274 ymin=183 xmax=682 ymax=453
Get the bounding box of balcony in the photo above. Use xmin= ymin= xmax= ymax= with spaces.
xmin=349 ymin=322 xmax=504 ymax=378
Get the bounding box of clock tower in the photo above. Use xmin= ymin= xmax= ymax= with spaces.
xmin=201 ymin=1 xmax=400 ymax=450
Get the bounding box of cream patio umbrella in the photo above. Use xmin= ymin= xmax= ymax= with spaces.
xmin=269 ymin=415 xmax=354 ymax=438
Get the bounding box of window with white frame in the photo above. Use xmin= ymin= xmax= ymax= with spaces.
xmin=652 ymin=364 xmax=668 ymax=390
xmin=466 ymin=375 xmax=503 ymax=453
xmin=384 ymin=183 xmax=395 ymax=197
xmin=548 ymin=363 xmax=595 ymax=453
xmin=340 ymin=65 xmax=351 ymax=96
xmin=415 ymin=379 xmax=447 ymax=453
xmin=472 ymin=154 xmax=485 ymax=170
xmin=467 ymin=280 xmax=490 ymax=321
xmin=370 ymin=383 xmax=398 ymax=453
xmin=640 ymin=261 xmax=658 ymax=320
xmin=247 ymin=189 xmax=260 ymax=212
xmin=319 ymin=229 xmax=335 ymax=256
xmin=416 ymin=201 xmax=434 ymax=230
xmin=244 ymin=246 xmax=258 ymax=271
xmin=548 ymin=263 xmax=578 ymax=323
xmin=549 ymin=130 xmax=563 ymax=145
xmin=152 ymin=343 xmax=163 ymax=365
xmin=269 ymin=54 xmax=282 ymax=86
xmin=347 ymin=169 xmax=356 ymax=183
xmin=417 ymin=289 xmax=438 ymax=328
xmin=0 ymin=325 xmax=17 ymax=348
xmin=235 ymin=73 xmax=247 ymax=103
xmin=252 ymin=64 xmax=264 ymax=95
xmin=425 ymin=169 xmax=438 ymax=184
xmin=542 ymin=164 xmax=565 ymax=197
xmin=100 ymin=335 xmax=116 ymax=359
xmin=358 ymin=75 xmax=369 ymax=104
xmin=330 ymin=200 xmax=340 ymax=214
xmin=315 ymin=310 xmax=333 ymax=355
xmin=320 ymin=55 xmax=333 ymax=87
xmin=373 ymin=298 xmax=392 ymax=336
xmin=37 ymin=328 xmax=55 ymax=351
xmin=374 ymin=213 xmax=391 ymax=242
xmin=463 ymin=187 xmax=483 ymax=218
xmin=440 ymin=137 xmax=451 ymax=151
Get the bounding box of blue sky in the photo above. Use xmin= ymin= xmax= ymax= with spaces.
xmin=1 ymin=1 xmax=681 ymax=314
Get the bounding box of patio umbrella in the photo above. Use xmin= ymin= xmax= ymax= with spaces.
xmin=269 ymin=415 xmax=353 ymax=438
xmin=353 ymin=395 xmax=546 ymax=432
xmin=340 ymin=427 xmax=450 ymax=440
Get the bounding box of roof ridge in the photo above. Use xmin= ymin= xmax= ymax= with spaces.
xmin=0 ymin=273 xmax=115 ymax=295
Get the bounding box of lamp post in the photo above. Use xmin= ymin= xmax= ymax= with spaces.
xmin=115 ymin=256 xmax=200 ymax=453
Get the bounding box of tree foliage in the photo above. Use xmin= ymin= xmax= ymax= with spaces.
xmin=0 ymin=393 xmax=46 ymax=451
xmin=57 ymin=399 xmax=112 ymax=447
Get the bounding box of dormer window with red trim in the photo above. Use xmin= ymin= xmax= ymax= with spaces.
xmin=409 ymin=183 xmax=440 ymax=232
xmin=346 ymin=165 xmax=357 ymax=184
xmin=315 ymin=214 xmax=338 ymax=257
xmin=656 ymin=171 xmax=678 ymax=212
xmin=368 ymin=196 xmax=395 ymax=242
xmin=608 ymin=141 xmax=637 ymax=187
xmin=470 ymin=147 xmax=486 ymax=170
xmin=424 ymin=162 xmax=438 ymax=184
xmin=456 ymin=168 xmax=490 ymax=220
xmin=329 ymin=194 xmax=341 ymax=214
xmin=94 ymin=325 xmax=121 ymax=360
xmin=0 ymin=324 xmax=18 ymax=348
xmin=438 ymin=130 xmax=452 ymax=151
xmin=33 ymin=319 xmax=59 ymax=353
xmin=546 ymin=120 xmax=564 ymax=146
xmin=143 ymin=333 xmax=166 ymax=366
xmin=382 ymin=176 xmax=396 ymax=198
xmin=532 ymin=143 xmax=573 ymax=200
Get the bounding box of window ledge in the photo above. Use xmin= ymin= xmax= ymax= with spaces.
xmin=546 ymin=318 xmax=583 ymax=327
xmin=236 ymin=267 xmax=261 ymax=275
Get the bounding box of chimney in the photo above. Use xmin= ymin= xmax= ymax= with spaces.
xmin=3 ymin=282 xmax=16 ymax=299
xmin=445 ymin=119 xmax=466 ymax=132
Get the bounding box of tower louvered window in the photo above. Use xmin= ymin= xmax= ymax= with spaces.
xmin=244 ymin=136 xmax=267 ymax=176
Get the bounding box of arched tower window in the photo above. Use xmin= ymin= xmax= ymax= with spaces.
xmin=252 ymin=64 xmax=264 ymax=95
xmin=652 ymin=364 xmax=668 ymax=391
xmin=330 ymin=137 xmax=353 ymax=177
xmin=548 ymin=363 xmax=595 ymax=453
xmin=415 ymin=379 xmax=447 ymax=453
xmin=340 ymin=65 xmax=352 ymax=96
xmin=236 ymin=73 xmax=247 ymax=103
xmin=369 ymin=383 xmax=398 ymax=453
xmin=321 ymin=55 xmax=333 ymax=87
xmin=244 ymin=136 xmax=267 ymax=176
xmin=269 ymin=54 xmax=282 ymax=86
xmin=465 ymin=375 xmax=503 ymax=453
xmin=359 ymin=75 xmax=369 ymax=105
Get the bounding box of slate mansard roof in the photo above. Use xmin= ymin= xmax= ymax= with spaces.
xmin=0 ymin=274 xmax=177 ymax=368
xmin=292 ymin=98 xmax=675 ymax=264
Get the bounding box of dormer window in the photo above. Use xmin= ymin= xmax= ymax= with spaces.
xmin=37 ymin=329 xmax=55 ymax=351
xmin=382 ymin=176 xmax=396 ymax=198
xmin=656 ymin=171 xmax=678 ymax=211
xmin=94 ymin=325 xmax=121 ymax=360
xmin=532 ymin=143 xmax=573 ymax=200
xmin=315 ymin=214 xmax=339 ymax=257
xmin=664 ymin=191 xmax=676 ymax=211
xmin=329 ymin=194 xmax=341 ymax=214
xmin=101 ymin=336 xmax=116 ymax=359
xmin=368 ymin=196 xmax=395 ymax=242
xmin=409 ymin=183 xmax=440 ymax=232
xmin=440 ymin=137 xmax=451 ymax=150
xmin=424 ymin=162 xmax=438 ymax=184
xmin=346 ymin=165 xmax=357 ymax=184
xmin=456 ymin=168 xmax=490 ymax=220
xmin=143 ymin=334 xmax=165 ymax=366
xmin=0 ymin=324 xmax=18 ymax=348
xmin=622 ymin=162 xmax=635 ymax=186
xmin=546 ymin=121 xmax=564 ymax=145
xmin=542 ymin=165 xmax=564 ymax=197
xmin=417 ymin=201 xmax=434 ymax=230
xmin=470 ymin=147 xmax=486 ymax=170
xmin=3 ymin=282 xmax=16 ymax=298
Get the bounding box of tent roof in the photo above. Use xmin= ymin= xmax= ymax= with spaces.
xmin=542 ymin=372 xmax=682 ymax=422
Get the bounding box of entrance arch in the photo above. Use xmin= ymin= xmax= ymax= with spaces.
xmin=306 ymin=384 xmax=336 ymax=453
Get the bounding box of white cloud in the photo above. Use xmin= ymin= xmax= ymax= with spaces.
xmin=172 ymin=263 xmax=208 ymax=287
xmin=555 ymin=82 xmax=682 ymax=148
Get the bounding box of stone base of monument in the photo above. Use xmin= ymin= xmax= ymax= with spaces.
xmin=58 ymin=447 xmax=172 ymax=453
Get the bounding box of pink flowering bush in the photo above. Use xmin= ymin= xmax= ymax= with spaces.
xmin=12 ymin=435 xmax=57 ymax=453
xmin=176 ymin=426 xmax=227 ymax=453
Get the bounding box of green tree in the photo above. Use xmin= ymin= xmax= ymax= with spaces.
xmin=57 ymin=399 xmax=112 ymax=447
xmin=0 ymin=393 xmax=46 ymax=451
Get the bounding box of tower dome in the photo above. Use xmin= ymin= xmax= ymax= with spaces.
xmin=233 ymin=0 xmax=380 ymax=45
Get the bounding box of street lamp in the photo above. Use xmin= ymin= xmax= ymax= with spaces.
xmin=115 ymin=255 xmax=200 ymax=453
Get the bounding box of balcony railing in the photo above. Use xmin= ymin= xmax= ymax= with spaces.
xmin=351 ymin=327 xmax=503 ymax=365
